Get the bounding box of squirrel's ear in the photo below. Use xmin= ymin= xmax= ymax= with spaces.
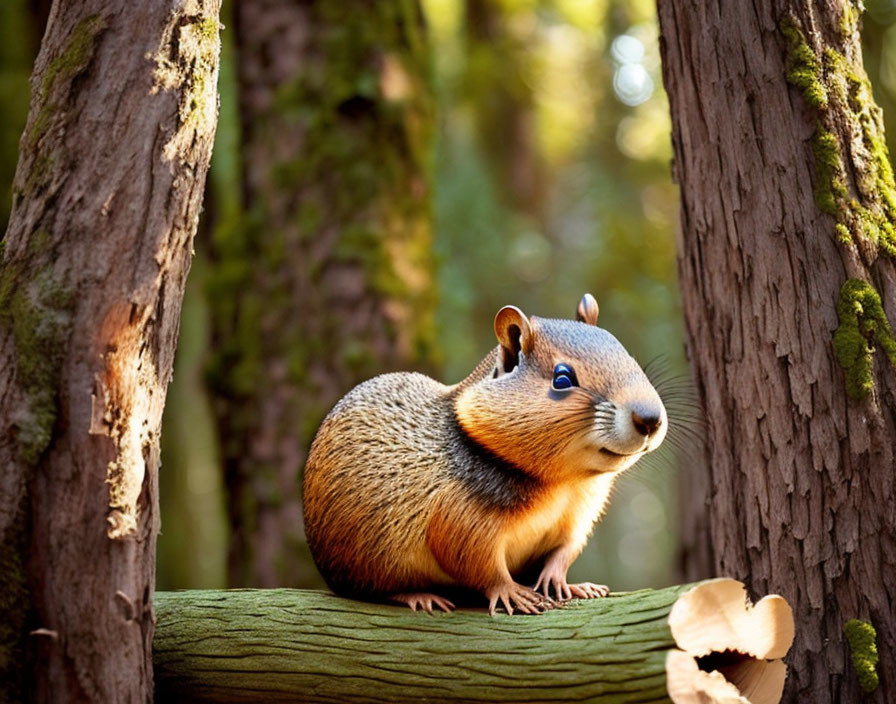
xmin=576 ymin=293 xmax=599 ymax=326
xmin=494 ymin=305 xmax=533 ymax=374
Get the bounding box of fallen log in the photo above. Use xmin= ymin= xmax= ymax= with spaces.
xmin=153 ymin=579 xmax=793 ymax=703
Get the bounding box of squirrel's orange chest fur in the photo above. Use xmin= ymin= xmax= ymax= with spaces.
xmin=501 ymin=473 xmax=616 ymax=575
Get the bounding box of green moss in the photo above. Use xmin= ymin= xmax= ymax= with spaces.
xmin=178 ymin=17 xmax=220 ymax=133
xmin=153 ymin=12 xmax=221 ymax=161
xmin=812 ymin=129 xmax=848 ymax=215
xmin=844 ymin=619 xmax=879 ymax=693
xmin=208 ymin=10 xmax=435 ymax=456
xmin=781 ymin=19 xmax=896 ymax=258
xmin=196 ymin=16 xmax=220 ymax=43
xmin=205 ymin=211 xmax=262 ymax=398
xmin=833 ymin=279 xmax=896 ymax=400
xmin=839 ymin=2 xmax=860 ymax=39
xmin=204 ymin=3 xmax=438 ymax=584
xmin=207 ymin=0 xmax=436 ymax=406
xmin=781 ymin=20 xmax=828 ymax=108
xmin=0 ymin=256 xmax=73 ymax=463
xmin=822 ymin=48 xmax=860 ymax=110
xmin=28 ymin=228 xmax=50 ymax=255
xmin=835 ymin=222 xmax=852 ymax=244
xmin=27 ymin=15 xmax=106 ymax=151
xmin=41 ymin=16 xmax=105 ymax=99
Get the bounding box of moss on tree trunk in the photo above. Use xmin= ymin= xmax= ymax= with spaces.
xmin=657 ymin=0 xmax=896 ymax=700
xmin=207 ymin=0 xmax=438 ymax=588
xmin=0 ymin=0 xmax=221 ymax=699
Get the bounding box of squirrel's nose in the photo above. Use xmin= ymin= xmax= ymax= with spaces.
xmin=631 ymin=409 xmax=662 ymax=437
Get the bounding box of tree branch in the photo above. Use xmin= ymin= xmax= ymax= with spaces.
xmin=154 ymin=580 xmax=794 ymax=704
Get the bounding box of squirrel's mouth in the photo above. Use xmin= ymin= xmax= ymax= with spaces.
xmin=599 ymin=447 xmax=639 ymax=458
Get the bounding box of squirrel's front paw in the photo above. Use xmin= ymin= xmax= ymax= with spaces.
xmin=486 ymin=582 xmax=554 ymax=616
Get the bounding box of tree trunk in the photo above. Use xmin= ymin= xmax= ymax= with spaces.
xmin=0 ymin=0 xmax=221 ymax=699
xmin=208 ymin=0 xmax=437 ymax=588
xmin=657 ymin=1 xmax=896 ymax=700
xmin=463 ymin=0 xmax=547 ymax=226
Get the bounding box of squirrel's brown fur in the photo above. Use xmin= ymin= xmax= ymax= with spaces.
xmin=302 ymin=295 xmax=666 ymax=614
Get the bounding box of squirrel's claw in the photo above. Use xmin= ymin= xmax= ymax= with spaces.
xmin=534 ymin=572 xmax=572 ymax=601
xmin=535 ymin=560 xmax=575 ymax=601
xmin=535 ymin=563 xmax=610 ymax=601
xmin=568 ymin=582 xmax=610 ymax=599
xmin=391 ymin=592 xmax=456 ymax=614
xmin=487 ymin=583 xmax=554 ymax=616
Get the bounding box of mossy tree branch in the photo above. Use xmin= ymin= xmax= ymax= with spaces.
xmin=153 ymin=581 xmax=794 ymax=704
xmin=154 ymin=586 xmax=691 ymax=703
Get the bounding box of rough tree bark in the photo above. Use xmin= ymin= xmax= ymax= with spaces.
xmin=0 ymin=0 xmax=221 ymax=699
xmin=657 ymin=1 xmax=896 ymax=701
xmin=208 ymin=0 xmax=437 ymax=588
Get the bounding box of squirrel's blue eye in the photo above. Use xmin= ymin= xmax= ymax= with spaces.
xmin=553 ymin=374 xmax=573 ymax=390
xmin=552 ymin=363 xmax=577 ymax=391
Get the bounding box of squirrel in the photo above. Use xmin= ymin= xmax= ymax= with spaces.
xmin=302 ymin=294 xmax=667 ymax=615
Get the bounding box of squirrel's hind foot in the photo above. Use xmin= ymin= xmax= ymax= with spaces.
xmin=390 ymin=592 xmax=456 ymax=614
xmin=487 ymin=582 xmax=555 ymax=616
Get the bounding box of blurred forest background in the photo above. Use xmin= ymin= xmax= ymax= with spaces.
xmin=3 ymin=0 xmax=896 ymax=594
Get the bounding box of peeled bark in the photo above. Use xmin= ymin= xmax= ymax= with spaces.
xmin=657 ymin=1 xmax=896 ymax=701
xmin=0 ymin=0 xmax=221 ymax=699
xmin=208 ymin=0 xmax=437 ymax=588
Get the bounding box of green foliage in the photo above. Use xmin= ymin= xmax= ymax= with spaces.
xmin=0 ymin=0 xmax=33 ymax=234
xmin=833 ymin=278 xmax=896 ymax=400
xmin=844 ymin=618 xmax=880 ymax=693
xmin=157 ymin=261 xmax=228 ymax=591
xmin=428 ymin=1 xmax=682 ymax=590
